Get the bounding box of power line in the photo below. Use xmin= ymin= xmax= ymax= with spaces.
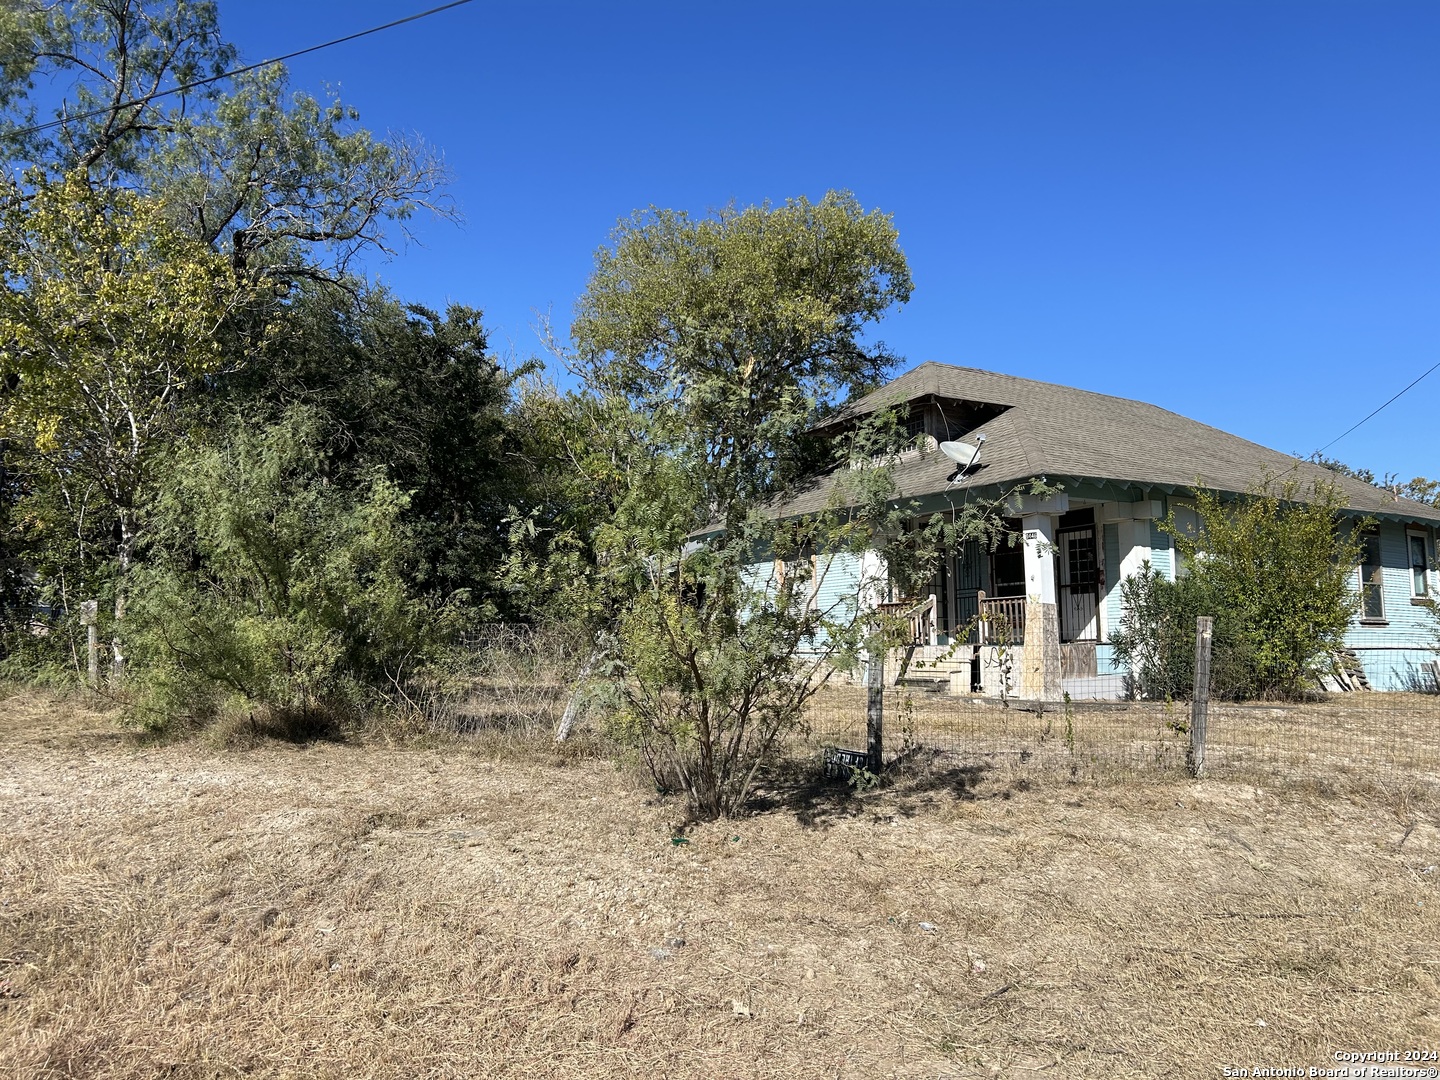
xmin=1313 ymin=357 xmax=1440 ymax=457
xmin=7 ymin=0 xmax=478 ymax=142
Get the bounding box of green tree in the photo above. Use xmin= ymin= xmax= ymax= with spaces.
xmin=1110 ymin=479 xmax=1363 ymax=700
xmin=1311 ymin=454 xmax=1438 ymax=507
xmin=202 ymin=286 xmax=523 ymax=611
xmin=1310 ymin=454 xmax=1377 ymax=486
xmin=0 ymin=0 xmax=459 ymax=674
xmin=573 ymin=193 xmax=912 ymax=531
xmin=0 ymin=172 xmax=255 ymax=670
xmin=1398 ymin=477 xmax=1439 ymax=507
xmin=500 ymin=378 xmax=641 ymax=625
xmin=568 ymin=193 xmax=1026 ymax=819
xmin=129 ymin=406 xmax=447 ymax=729
xmin=0 ymin=0 xmax=450 ymax=282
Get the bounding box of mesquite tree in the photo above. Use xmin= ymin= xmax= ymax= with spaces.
xmin=569 ymin=193 xmax=927 ymax=818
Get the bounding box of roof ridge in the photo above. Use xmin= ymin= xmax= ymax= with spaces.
xmin=987 ymin=407 xmax=1035 ymax=475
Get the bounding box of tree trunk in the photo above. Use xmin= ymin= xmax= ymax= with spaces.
xmin=111 ymin=508 xmax=136 ymax=681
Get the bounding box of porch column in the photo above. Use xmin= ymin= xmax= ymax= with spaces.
xmin=1021 ymin=513 xmax=1062 ymax=701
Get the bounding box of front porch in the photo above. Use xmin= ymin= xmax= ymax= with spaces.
xmin=890 ymin=640 xmax=1117 ymax=700
xmin=880 ymin=494 xmax=1176 ymax=700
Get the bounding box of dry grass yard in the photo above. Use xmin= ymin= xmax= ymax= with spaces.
xmin=2 ymin=689 xmax=1439 ymax=1080
xmin=806 ymin=685 xmax=1440 ymax=791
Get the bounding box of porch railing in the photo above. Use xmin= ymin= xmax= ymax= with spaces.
xmin=876 ymin=593 xmax=938 ymax=646
xmin=978 ymin=591 xmax=1025 ymax=645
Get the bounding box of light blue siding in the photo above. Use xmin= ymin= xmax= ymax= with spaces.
xmin=1103 ymin=522 xmax=1121 ymax=640
xmin=810 ymin=552 xmax=864 ymax=627
xmin=1345 ymin=522 xmax=1435 ymax=645
xmin=1096 ymin=643 xmax=1124 ymax=677
xmin=740 ymin=558 xmax=775 ymax=597
xmin=1357 ymin=650 xmax=1439 ymax=692
xmin=1345 ymin=521 xmax=1439 ymax=688
xmin=739 ymin=551 xmax=865 ymax=651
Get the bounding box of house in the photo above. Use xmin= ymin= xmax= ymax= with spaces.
xmin=756 ymin=362 xmax=1440 ymax=698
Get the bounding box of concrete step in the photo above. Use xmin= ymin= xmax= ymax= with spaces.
xmin=901 ymin=661 xmax=970 ymax=678
xmin=895 ymin=675 xmax=951 ymax=693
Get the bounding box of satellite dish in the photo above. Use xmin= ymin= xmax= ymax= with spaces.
xmin=939 ymin=432 xmax=986 ymax=470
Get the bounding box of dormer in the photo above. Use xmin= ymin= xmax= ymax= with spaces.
xmin=901 ymin=395 xmax=1010 ymax=446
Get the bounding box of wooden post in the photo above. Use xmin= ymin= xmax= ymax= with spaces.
xmin=79 ymin=600 xmax=99 ymax=689
xmin=554 ymin=645 xmax=601 ymax=743
xmin=1189 ymin=615 xmax=1213 ymax=777
xmin=866 ymin=647 xmax=884 ymax=774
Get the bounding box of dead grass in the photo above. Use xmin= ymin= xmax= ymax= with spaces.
xmin=2 ymin=688 xmax=1438 ymax=1079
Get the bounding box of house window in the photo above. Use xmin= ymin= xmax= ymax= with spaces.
xmin=990 ymin=538 xmax=1026 ymax=597
xmin=1358 ymin=530 xmax=1385 ymax=621
xmin=1410 ymin=531 xmax=1431 ymax=600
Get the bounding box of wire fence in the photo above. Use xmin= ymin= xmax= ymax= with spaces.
xmin=455 ymin=623 xmax=1440 ymax=794
xmin=802 ymin=639 xmax=1440 ymax=794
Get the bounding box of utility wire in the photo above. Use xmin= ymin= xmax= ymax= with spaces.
xmin=7 ymin=0 xmax=478 ymax=141
xmin=1313 ymin=357 xmax=1440 ymax=457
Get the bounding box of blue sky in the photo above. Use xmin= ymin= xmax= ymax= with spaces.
xmin=212 ymin=0 xmax=1437 ymax=483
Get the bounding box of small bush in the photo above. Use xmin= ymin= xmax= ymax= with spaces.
xmin=1110 ymin=479 xmax=1362 ymax=702
xmin=128 ymin=408 xmax=455 ymax=731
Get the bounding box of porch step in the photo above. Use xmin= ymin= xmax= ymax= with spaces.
xmin=902 ymin=661 xmax=969 ymax=676
xmin=895 ymin=675 xmax=950 ymax=694
xmin=894 ymin=647 xmax=972 ymax=673
xmin=1338 ymin=650 xmax=1373 ymax=692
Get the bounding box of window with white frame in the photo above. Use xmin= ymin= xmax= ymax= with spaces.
xmin=1358 ymin=529 xmax=1385 ymax=621
xmin=1408 ymin=530 xmax=1432 ymax=600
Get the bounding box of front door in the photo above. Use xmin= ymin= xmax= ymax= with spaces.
xmin=1056 ymin=525 xmax=1100 ymax=642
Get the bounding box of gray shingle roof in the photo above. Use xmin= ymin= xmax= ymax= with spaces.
xmin=780 ymin=361 xmax=1440 ymax=523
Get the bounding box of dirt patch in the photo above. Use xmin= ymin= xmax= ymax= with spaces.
xmin=2 ymin=692 xmax=1437 ymax=1078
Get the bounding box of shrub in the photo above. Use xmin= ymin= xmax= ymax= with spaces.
xmin=1108 ymin=562 xmax=1196 ymax=700
xmin=128 ymin=408 xmax=453 ymax=731
xmin=1110 ymin=479 xmax=1362 ymax=701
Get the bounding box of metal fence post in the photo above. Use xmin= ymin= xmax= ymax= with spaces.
xmin=1189 ymin=615 xmax=1213 ymax=777
xmin=866 ymin=647 xmax=884 ymax=773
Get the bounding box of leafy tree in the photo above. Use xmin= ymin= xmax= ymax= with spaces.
xmin=0 ymin=0 xmax=460 ymax=675
xmin=0 ymin=0 xmax=232 ymax=173
xmin=203 ymin=286 xmax=522 ymax=610
xmin=0 ymin=0 xmax=450 ymax=282
xmin=1398 ymin=477 xmax=1439 ymax=507
xmin=1310 ymin=453 xmax=1377 ymax=486
xmin=129 ymin=406 xmax=448 ymax=729
xmin=0 ymin=172 xmax=255 ymax=670
xmin=568 ymin=193 xmax=1028 ymax=819
xmin=573 ymin=192 xmax=913 ymax=532
xmin=1110 ymin=479 xmax=1363 ymax=700
xmin=1311 ymin=454 xmax=1438 ymax=507
xmin=609 ymin=462 xmax=895 ymax=818
xmin=500 ymin=372 xmax=692 ymax=628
